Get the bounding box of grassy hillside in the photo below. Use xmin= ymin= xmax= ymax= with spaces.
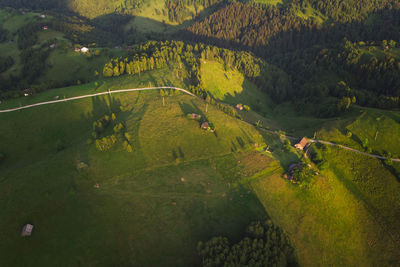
xmin=252 ymin=168 xmax=400 ymax=266
xmin=0 ymin=72 xmax=272 ymax=266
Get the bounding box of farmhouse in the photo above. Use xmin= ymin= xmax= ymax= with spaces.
xmin=201 ymin=122 xmax=209 ymax=130
xmin=191 ymin=113 xmax=201 ymax=120
xmin=294 ymin=137 xmax=308 ymax=150
xmin=21 ymin=224 xmax=34 ymax=236
xmin=42 ymin=26 xmax=48 ymax=30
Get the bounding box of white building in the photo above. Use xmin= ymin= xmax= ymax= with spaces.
xmin=81 ymin=47 xmax=89 ymax=53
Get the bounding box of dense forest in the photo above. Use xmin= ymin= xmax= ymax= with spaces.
xmin=197 ymin=220 xmax=296 ymax=266
xmin=183 ymin=1 xmax=400 ymax=110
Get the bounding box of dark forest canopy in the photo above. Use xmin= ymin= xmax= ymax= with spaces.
xmin=183 ymin=1 xmax=400 ymax=110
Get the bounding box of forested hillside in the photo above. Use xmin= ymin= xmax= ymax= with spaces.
xmin=183 ymin=1 xmax=400 ymax=111
xmin=0 ymin=0 xmax=225 ymax=21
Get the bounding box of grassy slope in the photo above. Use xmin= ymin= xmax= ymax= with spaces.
xmin=0 ymin=71 xmax=270 ymax=266
xmin=200 ymin=60 xmax=274 ymax=115
xmin=252 ymin=169 xmax=400 ymax=266
xmin=239 ymin=101 xmax=400 ymax=266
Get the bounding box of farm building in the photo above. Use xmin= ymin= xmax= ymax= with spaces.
xmin=21 ymin=224 xmax=34 ymax=236
xmin=42 ymin=26 xmax=48 ymax=30
xmin=294 ymin=137 xmax=308 ymax=150
xmin=236 ymin=104 xmax=243 ymax=111
xmin=81 ymin=47 xmax=89 ymax=53
xmin=201 ymin=122 xmax=209 ymax=130
xmin=191 ymin=113 xmax=201 ymax=120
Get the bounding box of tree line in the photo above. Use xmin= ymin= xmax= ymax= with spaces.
xmin=103 ymin=40 xmax=264 ymax=92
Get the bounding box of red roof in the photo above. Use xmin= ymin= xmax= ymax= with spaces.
xmin=295 ymin=137 xmax=308 ymax=149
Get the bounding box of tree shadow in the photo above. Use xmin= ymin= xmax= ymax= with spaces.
xmin=178 ymin=99 xmax=208 ymax=122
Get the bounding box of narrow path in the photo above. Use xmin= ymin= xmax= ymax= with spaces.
xmin=0 ymin=86 xmax=399 ymax=162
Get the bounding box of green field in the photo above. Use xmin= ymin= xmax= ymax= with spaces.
xmin=1 ymin=36 xmax=400 ymax=265
xmin=252 ymin=168 xmax=400 ymax=266
xmin=200 ymin=60 xmax=274 ymax=115
xmin=0 ymin=71 xmax=273 ymax=266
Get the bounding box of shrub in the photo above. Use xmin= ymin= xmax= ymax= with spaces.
xmin=243 ymin=105 xmax=250 ymax=111
xmin=123 ymin=140 xmax=133 ymax=152
xmin=113 ymin=123 xmax=124 ymax=133
xmin=95 ymin=135 xmax=117 ymax=151
xmin=56 ymin=139 xmax=66 ymax=152
xmin=292 ymin=164 xmax=317 ymax=184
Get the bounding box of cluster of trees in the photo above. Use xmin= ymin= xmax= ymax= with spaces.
xmin=0 ymin=56 xmax=14 ymax=73
xmin=17 ymin=23 xmax=40 ymax=49
xmin=91 ymin=113 xmax=133 ymax=152
xmin=165 ymin=0 xmax=224 ymax=23
xmin=0 ymin=27 xmax=8 ymax=43
xmin=95 ymin=135 xmax=117 ymax=152
xmin=197 ymin=220 xmax=296 ymax=266
xmin=301 ymin=0 xmax=400 ymax=23
xmin=0 ymin=19 xmax=53 ymax=97
xmin=315 ymin=41 xmax=400 ymax=108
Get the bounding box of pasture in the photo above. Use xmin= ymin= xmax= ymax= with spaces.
xmin=0 ymin=74 xmax=270 ymax=266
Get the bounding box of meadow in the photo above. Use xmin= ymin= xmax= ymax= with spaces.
xmin=0 ymin=70 xmax=273 ymax=266
xmin=1 ymin=55 xmax=400 ymax=266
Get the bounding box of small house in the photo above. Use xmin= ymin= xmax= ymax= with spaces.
xmin=81 ymin=47 xmax=89 ymax=53
xmin=201 ymin=122 xmax=209 ymax=130
xmin=294 ymin=137 xmax=308 ymax=150
xmin=42 ymin=26 xmax=48 ymax=30
xmin=236 ymin=104 xmax=243 ymax=111
xmin=49 ymin=44 xmax=55 ymax=49
xmin=21 ymin=224 xmax=34 ymax=236
xmin=40 ymin=14 xmax=46 ymax=18
xmin=23 ymin=88 xmax=33 ymax=96
xmin=191 ymin=113 xmax=201 ymax=120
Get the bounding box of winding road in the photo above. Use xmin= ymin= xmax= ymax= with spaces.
xmin=0 ymin=86 xmax=399 ymax=162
